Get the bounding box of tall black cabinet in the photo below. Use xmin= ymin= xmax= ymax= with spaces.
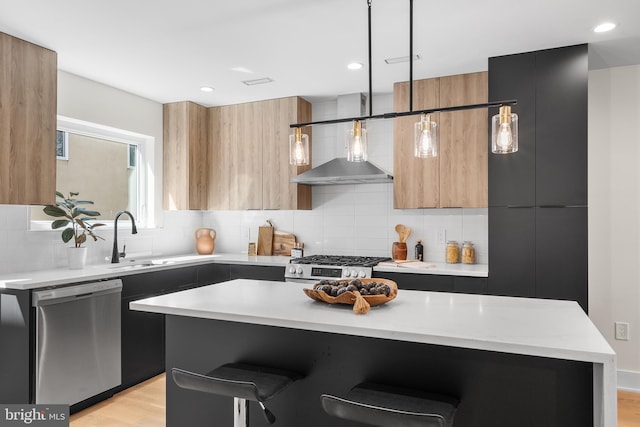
xmin=488 ymin=44 xmax=588 ymax=311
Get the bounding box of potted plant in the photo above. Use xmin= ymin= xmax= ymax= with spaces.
xmin=43 ymin=191 xmax=105 ymax=269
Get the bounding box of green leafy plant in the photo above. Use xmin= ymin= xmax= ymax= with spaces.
xmin=43 ymin=191 xmax=105 ymax=248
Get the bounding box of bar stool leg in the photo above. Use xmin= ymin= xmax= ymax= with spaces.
xmin=233 ymin=397 xmax=249 ymax=427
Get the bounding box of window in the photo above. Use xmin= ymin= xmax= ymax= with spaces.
xmin=56 ymin=130 xmax=68 ymax=160
xmin=31 ymin=116 xmax=154 ymax=228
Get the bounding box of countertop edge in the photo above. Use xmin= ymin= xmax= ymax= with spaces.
xmin=1 ymin=254 xmax=489 ymax=290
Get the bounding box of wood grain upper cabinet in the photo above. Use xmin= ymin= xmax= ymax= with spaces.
xmin=393 ymin=79 xmax=440 ymax=208
xmin=393 ymin=72 xmax=488 ymax=209
xmin=209 ymin=96 xmax=312 ymax=211
xmin=261 ymin=97 xmax=312 ymax=210
xmin=163 ymin=101 xmax=209 ymax=210
xmin=166 ymin=96 xmax=311 ymax=211
xmin=229 ymin=101 xmax=263 ymax=210
xmin=0 ymin=33 xmax=57 ymax=205
xmin=439 ymin=72 xmax=488 ymax=208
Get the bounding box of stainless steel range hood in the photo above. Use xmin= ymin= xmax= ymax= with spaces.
xmin=292 ymin=93 xmax=393 ymax=185
xmin=291 ymin=157 xmax=392 ymax=185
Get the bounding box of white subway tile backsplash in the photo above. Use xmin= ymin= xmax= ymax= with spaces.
xmin=0 ymin=205 xmax=30 ymax=230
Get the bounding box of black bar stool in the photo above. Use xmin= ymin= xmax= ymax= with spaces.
xmin=172 ymin=363 xmax=302 ymax=427
xmin=321 ymin=382 xmax=458 ymax=427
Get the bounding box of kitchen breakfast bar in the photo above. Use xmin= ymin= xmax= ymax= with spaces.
xmin=130 ymin=279 xmax=616 ymax=427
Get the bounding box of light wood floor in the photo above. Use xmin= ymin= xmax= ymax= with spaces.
xmin=70 ymin=374 xmax=640 ymax=426
xmin=70 ymin=375 xmax=165 ymax=427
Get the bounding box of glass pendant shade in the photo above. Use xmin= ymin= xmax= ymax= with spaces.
xmin=492 ymin=106 xmax=519 ymax=154
xmin=414 ymin=114 xmax=438 ymax=158
xmin=289 ymin=128 xmax=309 ymax=166
xmin=346 ymin=121 xmax=368 ymax=162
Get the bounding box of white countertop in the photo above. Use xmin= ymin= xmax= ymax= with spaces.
xmin=0 ymin=253 xmax=488 ymax=291
xmin=130 ymin=279 xmax=613 ymax=365
xmin=373 ymin=262 xmax=488 ymax=277
xmin=0 ymin=253 xmax=291 ymax=290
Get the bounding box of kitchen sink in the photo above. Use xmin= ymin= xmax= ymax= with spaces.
xmin=106 ymin=254 xmax=221 ymax=270
xmin=107 ymin=261 xmax=155 ymax=270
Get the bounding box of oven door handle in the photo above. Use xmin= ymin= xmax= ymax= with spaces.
xmin=284 ymin=278 xmax=317 ymax=285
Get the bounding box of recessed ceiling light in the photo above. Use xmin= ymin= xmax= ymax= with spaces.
xmin=385 ymin=54 xmax=422 ymax=65
xmin=594 ymin=22 xmax=616 ymax=33
xmin=347 ymin=62 xmax=363 ymax=70
xmin=200 ymin=86 xmax=215 ymax=92
xmin=232 ymin=66 xmax=254 ymax=74
xmin=242 ymin=77 xmax=274 ymax=86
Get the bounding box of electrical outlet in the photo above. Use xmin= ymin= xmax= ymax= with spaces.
xmin=615 ymin=322 xmax=630 ymax=341
xmin=436 ymin=229 xmax=446 ymax=244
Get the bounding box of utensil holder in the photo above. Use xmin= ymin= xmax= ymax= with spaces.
xmin=392 ymin=242 xmax=407 ymax=261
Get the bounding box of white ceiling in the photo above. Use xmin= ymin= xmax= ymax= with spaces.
xmin=1 ymin=0 xmax=639 ymax=107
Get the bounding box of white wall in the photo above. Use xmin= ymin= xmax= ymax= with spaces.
xmin=589 ymin=64 xmax=640 ymax=390
xmin=203 ymin=95 xmax=489 ymax=262
xmin=0 ymin=72 xmax=202 ymax=274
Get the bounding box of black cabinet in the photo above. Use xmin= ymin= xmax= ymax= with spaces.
xmin=487 ymin=207 xmax=536 ymax=298
xmin=120 ymin=295 xmax=166 ymax=389
xmin=535 ymin=46 xmax=588 ymax=206
xmin=536 ymin=207 xmax=588 ymax=310
xmin=488 ymin=44 xmax=587 ymax=208
xmin=230 ymin=265 xmax=284 ymax=281
xmin=453 ymin=277 xmax=488 ymax=294
xmin=488 ymin=44 xmax=588 ymax=310
xmin=121 ymin=269 xmax=185 ymax=388
xmin=0 ymin=289 xmax=31 ymax=403
xmin=374 ymin=271 xmax=487 ymax=294
xmin=121 ymin=262 xmax=282 ymax=390
xmin=488 ymin=51 xmax=536 ymax=208
xmin=374 ymin=271 xmax=453 ymax=291
xmin=120 ymin=266 xmax=199 ymax=389
xmin=196 ymin=263 xmax=231 ymax=286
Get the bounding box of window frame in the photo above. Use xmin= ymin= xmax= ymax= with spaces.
xmin=30 ymin=115 xmax=155 ymax=231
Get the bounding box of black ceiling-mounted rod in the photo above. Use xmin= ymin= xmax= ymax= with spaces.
xmin=409 ymin=0 xmax=413 ymax=112
xmin=290 ymin=100 xmax=517 ymax=128
xmin=289 ymin=0 xmax=518 ymax=130
xmin=368 ymin=0 xmax=373 ymax=117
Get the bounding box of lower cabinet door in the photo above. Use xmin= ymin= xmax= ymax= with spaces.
xmin=373 ymin=271 xmax=454 ymax=292
xmin=488 ymin=207 xmax=536 ymax=298
xmin=535 ymin=206 xmax=588 ymax=312
xmin=121 ymin=296 xmax=165 ymax=389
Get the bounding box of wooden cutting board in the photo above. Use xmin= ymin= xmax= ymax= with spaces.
xmin=257 ymin=226 xmax=273 ymax=255
xmin=272 ymin=230 xmax=296 ymax=256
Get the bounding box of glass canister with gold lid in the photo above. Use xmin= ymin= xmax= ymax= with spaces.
xmin=462 ymin=241 xmax=476 ymax=264
xmin=446 ymin=241 xmax=460 ymax=264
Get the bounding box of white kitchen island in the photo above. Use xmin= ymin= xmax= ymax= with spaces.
xmin=131 ymin=279 xmax=616 ymax=427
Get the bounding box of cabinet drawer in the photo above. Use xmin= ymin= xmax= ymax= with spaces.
xmin=120 ymin=267 xmax=198 ymax=298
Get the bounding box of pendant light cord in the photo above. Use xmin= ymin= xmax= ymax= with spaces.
xmin=368 ymin=0 xmax=373 ymax=117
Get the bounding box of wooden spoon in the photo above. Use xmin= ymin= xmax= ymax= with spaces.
xmin=395 ymin=224 xmax=406 ymax=242
xmin=403 ymin=226 xmax=412 ymax=242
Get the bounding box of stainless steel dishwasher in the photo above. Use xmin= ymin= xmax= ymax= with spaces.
xmin=33 ymin=279 xmax=122 ymax=405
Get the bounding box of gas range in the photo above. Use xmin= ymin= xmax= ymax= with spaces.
xmin=284 ymin=255 xmax=391 ymax=283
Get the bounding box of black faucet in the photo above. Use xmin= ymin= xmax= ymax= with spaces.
xmin=111 ymin=210 xmax=138 ymax=263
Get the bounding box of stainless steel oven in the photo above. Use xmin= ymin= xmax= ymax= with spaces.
xmin=284 ymin=255 xmax=390 ymax=284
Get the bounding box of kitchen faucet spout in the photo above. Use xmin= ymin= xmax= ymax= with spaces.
xmin=111 ymin=210 xmax=138 ymax=263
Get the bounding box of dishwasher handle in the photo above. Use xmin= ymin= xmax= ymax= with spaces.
xmin=33 ymin=279 xmax=123 ymax=307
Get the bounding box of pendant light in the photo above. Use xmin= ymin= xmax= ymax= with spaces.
xmin=289 ymin=0 xmax=519 ymax=158
xmin=414 ymin=114 xmax=438 ymax=158
xmin=491 ymin=106 xmax=518 ymax=154
xmin=289 ymin=127 xmax=309 ymax=166
xmin=346 ymin=120 xmax=368 ymax=162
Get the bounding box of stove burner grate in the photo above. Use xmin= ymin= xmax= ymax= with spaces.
xmin=290 ymin=255 xmax=391 ymax=267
